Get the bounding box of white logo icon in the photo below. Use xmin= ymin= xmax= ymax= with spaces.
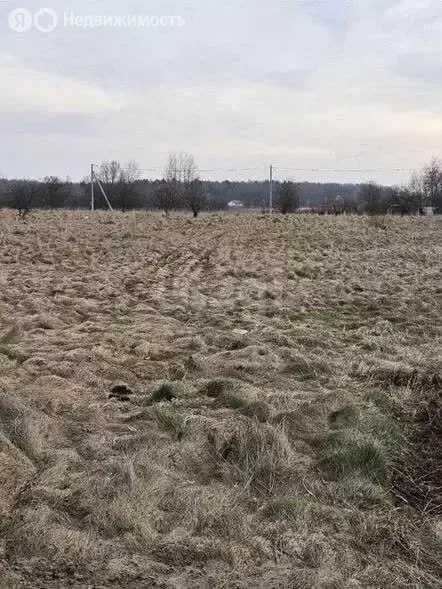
xmin=33 ymin=8 xmax=58 ymax=33
xmin=8 ymin=8 xmax=58 ymax=33
xmin=8 ymin=8 xmax=33 ymax=32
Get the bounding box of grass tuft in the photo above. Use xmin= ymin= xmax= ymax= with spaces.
xmin=319 ymin=409 xmax=404 ymax=483
xmin=152 ymin=406 xmax=185 ymax=440
xmin=203 ymin=378 xmax=238 ymax=398
xmin=239 ymin=400 xmax=272 ymax=422
xmin=207 ymin=420 xmax=294 ymax=496
xmin=151 ymin=382 xmax=179 ymax=403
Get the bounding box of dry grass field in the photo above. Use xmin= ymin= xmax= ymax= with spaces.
xmin=0 ymin=211 xmax=440 ymax=588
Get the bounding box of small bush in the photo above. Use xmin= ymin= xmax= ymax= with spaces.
xmin=203 ymin=378 xmax=238 ymax=398
xmin=151 ymin=382 xmax=178 ymax=403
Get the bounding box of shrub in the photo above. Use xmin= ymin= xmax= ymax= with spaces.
xmin=208 ymin=421 xmax=293 ymax=496
xmin=203 ymin=378 xmax=238 ymax=398
xmin=151 ymin=382 xmax=178 ymax=403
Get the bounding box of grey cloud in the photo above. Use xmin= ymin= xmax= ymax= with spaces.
xmin=0 ymin=0 xmax=441 ymax=182
xmin=0 ymin=112 xmax=110 ymax=136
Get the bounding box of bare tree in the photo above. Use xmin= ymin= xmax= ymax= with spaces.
xmin=181 ymin=153 xmax=197 ymax=184
xmin=181 ymin=154 xmax=205 ymax=217
xmin=158 ymin=152 xmax=202 ymax=216
xmin=359 ymin=182 xmax=387 ymax=215
xmin=422 ymin=158 xmax=442 ymax=210
xmin=277 ymin=181 xmax=299 ymax=214
xmin=409 ymin=171 xmax=425 ymax=210
xmin=97 ymin=161 xmax=140 ymax=211
xmin=164 ymin=153 xmax=181 ymax=184
xmin=157 ymin=154 xmax=181 ymax=216
xmin=42 ymin=176 xmax=64 ymax=209
xmin=118 ymin=161 xmax=140 ymax=212
xmin=98 ymin=161 xmax=122 ymax=202
xmin=388 ymin=185 xmax=420 ymax=215
xmin=406 ymin=158 xmax=442 ymax=213
xmin=155 ymin=180 xmax=176 ymax=217
xmin=185 ymin=179 xmax=206 ymax=217
xmin=10 ymin=180 xmax=40 ymax=220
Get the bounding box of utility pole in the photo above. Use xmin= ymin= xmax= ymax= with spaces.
xmin=269 ymin=164 xmax=273 ymax=214
xmin=96 ymin=177 xmax=114 ymax=212
xmin=90 ymin=163 xmax=95 ymax=212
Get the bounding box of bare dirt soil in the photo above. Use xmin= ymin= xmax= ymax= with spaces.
xmin=0 ymin=211 xmax=440 ymax=588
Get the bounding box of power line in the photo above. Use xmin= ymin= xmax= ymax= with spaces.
xmin=275 ymin=167 xmax=419 ymax=173
xmin=109 ymin=164 xmax=419 ymax=175
xmin=116 ymin=166 xmax=265 ymax=173
xmin=199 ymin=167 xmax=264 ymax=173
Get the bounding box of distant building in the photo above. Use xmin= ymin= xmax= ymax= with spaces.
xmin=227 ymin=200 xmax=244 ymax=208
xmin=388 ymin=205 xmax=437 ymax=216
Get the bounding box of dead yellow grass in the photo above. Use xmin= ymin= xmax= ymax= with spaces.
xmin=0 ymin=210 xmax=440 ymax=588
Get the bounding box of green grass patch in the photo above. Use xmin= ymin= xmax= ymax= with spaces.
xmin=319 ymin=407 xmax=404 ymax=484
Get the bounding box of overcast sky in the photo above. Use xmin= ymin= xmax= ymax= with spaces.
xmin=1 ymin=0 xmax=441 ymax=184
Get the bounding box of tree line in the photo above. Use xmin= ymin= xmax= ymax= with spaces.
xmin=0 ymin=154 xmax=440 ymax=217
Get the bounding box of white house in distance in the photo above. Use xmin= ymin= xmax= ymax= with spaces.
xmin=227 ymin=200 xmax=244 ymax=209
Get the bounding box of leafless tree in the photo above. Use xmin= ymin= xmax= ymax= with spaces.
xmin=118 ymin=161 xmax=141 ymax=212
xmin=155 ymin=180 xmax=176 ymax=217
xmin=181 ymin=154 xmax=205 ymax=217
xmin=407 ymin=158 xmax=442 ymax=213
xmin=422 ymin=158 xmax=442 ymax=209
xmin=42 ymin=176 xmax=64 ymax=209
xmin=156 ymin=153 xmax=181 ymax=216
xmin=97 ymin=161 xmax=140 ymax=211
xmin=409 ymin=171 xmax=425 ymax=209
xmin=277 ymin=181 xmax=299 ymax=214
xmin=98 ymin=161 xmax=122 ymax=202
xmin=164 ymin=153 xmax=181 ymax=184
xmin=359 ymin=182 xmax=387 ymax=215
xmin=160 ymin=152 xmax=204 ymax=217
xmin=10 ymin=180 xmax=40 ymax=220
xmin=185 ymin=179 xmax=206 ymax=217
